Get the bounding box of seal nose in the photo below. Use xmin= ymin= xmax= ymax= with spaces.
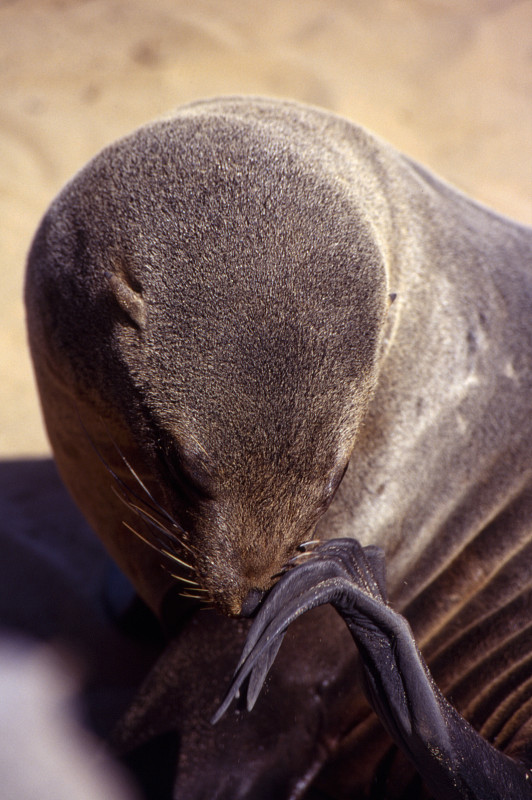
xmin=240 ymin=587 xmax=266 ymax=618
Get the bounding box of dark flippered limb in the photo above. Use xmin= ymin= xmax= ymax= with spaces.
xmin=213 ymin=539 xmax=532 ymax=800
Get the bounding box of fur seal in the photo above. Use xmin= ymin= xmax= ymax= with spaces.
xmin=25 ymin=97 xmax=532 ymax=798
xmin=25 ymin=96 xmax=388 ymax=620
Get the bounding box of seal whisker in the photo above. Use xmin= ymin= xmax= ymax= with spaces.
xmin=112 ymin=487 xmax=192 ymax=558
xmin=171 ymin=578 xmax=208 ymax=592
xmin=79 ymin=414 xmax=201 ymax=564
xmin=77 ymin=412 xmax=192 ymax=556
xmin=287 ymin=552 xmax=316 ymax=566
xmin=111 ymin=479 xmax=202 ymax=577
xmin=167 ymin=573 xmax=201 ymax=588
xmin=171 ymin=535 xmax=199 ymax=558
xmin=75 ymin=411 xmax=148 ymax=510
xmin=122 ymin=521 xmax=194 ymax=572
xmin=158 ymin=549 xmax=194 ymax=570
xmin=122 ymin=520 xmax=161 ymax=553
xmin=180 ymin=591 xmax=207 ymax=601
xmin=127 ymin=496 xmax=189 ymax=540
xmin=111 ymin=484 xmax=198 ymax=560
xmin=115 ymin=489 xmax=184 ymax=542
xmin=298 ymin=539 xmax=321 ymax=551
xmin=109 ymin=439 xmax=181 ymax=529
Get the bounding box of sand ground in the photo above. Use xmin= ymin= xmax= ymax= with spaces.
xmin=1 ymin=0 xmax=531 ymax=457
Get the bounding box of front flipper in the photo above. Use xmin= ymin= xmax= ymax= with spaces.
xmin=213 ymin=539 xmax=532 ymax=800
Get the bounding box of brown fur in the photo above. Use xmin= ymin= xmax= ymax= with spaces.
xmin=25 ymin=97 xmax=532 ymax=797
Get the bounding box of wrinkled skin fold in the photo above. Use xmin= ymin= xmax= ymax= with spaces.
xmin=214 ymin=539 xmax=532 ymax=800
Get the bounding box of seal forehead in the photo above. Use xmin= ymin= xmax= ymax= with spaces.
xmin=81 ymin=109 xmax=388 ymax=434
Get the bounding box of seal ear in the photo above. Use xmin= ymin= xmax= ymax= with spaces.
xmin=105 ymin=268 xmax=146 ymax=328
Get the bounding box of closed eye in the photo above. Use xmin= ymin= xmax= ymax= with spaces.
xmin=158 ymin=447 xmax=214 ymax=501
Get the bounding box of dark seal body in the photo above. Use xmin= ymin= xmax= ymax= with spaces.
xmin=25 ymin=98 xmax=532 ymax=798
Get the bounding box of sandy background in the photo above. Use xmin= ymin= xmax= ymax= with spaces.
xmin=1 ymin=0 xmax=531 ymax=457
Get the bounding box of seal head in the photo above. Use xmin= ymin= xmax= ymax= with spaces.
xmin=26 ymin=98 xmax=388 ymax=616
